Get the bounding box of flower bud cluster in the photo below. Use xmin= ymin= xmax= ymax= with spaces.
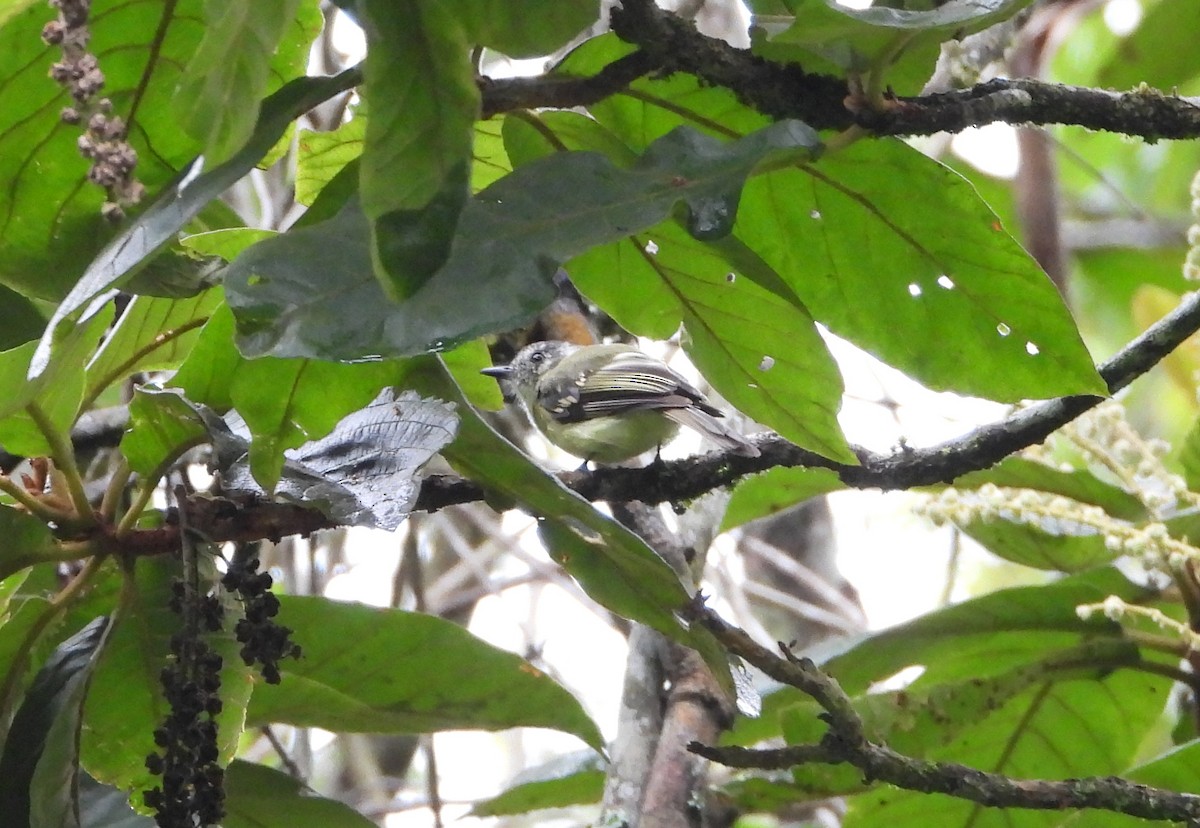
xmin=1186 ymin=169 xmax=1200 ymax=281
xmin=1062 ymin=402 xmax=1190 ymax=517
xmin=1076 ymin=596 xmax=1200 ymax=652
xmin=921 ymin=483 xmax=1196 ymax=573
xmin=42 ymin=0 xmax=143 ymax=220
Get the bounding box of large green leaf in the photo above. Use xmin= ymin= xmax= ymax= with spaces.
xmin=83 ymin=290 xmax=222 ymax=408
xmin=1096 ymin=0 xmax=1200 ymax=93
xmin=817 ymin=567 xmax=1148 ymax=694
xmin=225 ymin=121 xmax=823 ymax=361
xmin=0 ymin=508 xmax=61 ymax=584
xmin=0 ymin=617 xmax=110 ymax=828
xmin=30 ymin=69 xmax=362 ymax=379
xmin=952 ymin=457 xmax=1148 ymax=523
xmin=357 ymin=0 xmax=595 ymax=299
xmin=0 ymin=0 xmax=328 ymax=301
xmin=173 ymin=0 xmax=320 ymax=163
xmin=736 ymin=140 xmax=1105 ymax=401
xmin=245 ymin=595 xmax=605 ymax=751
xmin=957 ymin=516 xmax=1116 ymax=573
xmin=0 ymin=302 xmax=112 ymax=457
xmin=224 ymin=760 xmax=376 ymax=828
xmin=843 ymin=670 xmax=1167 ymax=828
xmin=80 ymin=557 xmax=253 ymax=797
xmin=119 ymin=389 xmax=209 ymax=477
xmin=0 ymin=0 xmax=202 ymax=299
xmin=471 ymin=752 xmax=605 ymax=817
xmin=721 ymin=467 xmax=847 ymax=531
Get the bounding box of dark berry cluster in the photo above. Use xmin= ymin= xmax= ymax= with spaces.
xmin=143 ymin=585 xmax=226 ymax=828
xmin=41 ymin=0 xmax=144 ymax=220
xmin=222 ymin=555 xmax=302 ymax=685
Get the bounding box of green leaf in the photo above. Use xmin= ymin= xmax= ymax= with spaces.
xmin=230 ymin=357 xmax=402 ymax=492
xmin=80 ymin=557 xmax=252 ymax=797
xmin=226 ymin=121 xmax=823 ymax=360
xmin=169 ymin=302 xmax=243 ymax=412
xmin=722 ymin=467 xmax=847 ymax=531
xmin=571 ymin=223 xmax=852 ymax=462
xmin=296 ymin=112 xmax=366 ymax=207
xmin=413 ymin=357 xmax=736 ymax=696
xmin=83 ymin=291 xmax=222 ymax=408
xmin=208 ymin=389 xmax=458 ymax=532
xmin=1181 ymin=417 xmax=1200 ymax=493
xmin=0 ymin=508 xmax=60 ymax=584
xmin=818 ymin=567 xmax=1148 ymax=694
xmin=357 ymin=0 xmax=595 ymax=298
xmin=1096 ymin=0 xmax=1200 ymax=92
xmin=31 ymin=68 xmax=362 ymax=377
xmin=0 ymin=287 xmax=46 ymax=351
xmin=0 ymin=616 xmax=111 ymax=828
xmin=766 ymin=0 xmax=1035 ymax=93
xmin=0 ymin=0 xmax=201 ymax=300
xmin=179 ymin=229 xmax=277 ymax=261
xmin=0 ymin=301 xmax=113 ymax=457
xmin=957 ymin=516 xmax=1116 ymax=572
xmin=843 ymin=670 xmax=1166 ymax=827
xmin=245 ymin=595 xmax=605 ymax=750
xmin=471 ymin=752 xmax=605 ymax=816
xmin=442 ymin=338 xmax=504 ymax=410
xmin=173 ymin=0 xmax=320 ymax=163
xmin=737 ymin=140 xmax=1105 ymax=401
xmin=952 ymin=457 xmax=1148 ymax=523
xmin=224 ymin=760 xmax=376 ymax=828
xmin=1067 ymin=741 xmax=1200 ymax=828
xmin=120 ymin=389 xmax=209 ymax=477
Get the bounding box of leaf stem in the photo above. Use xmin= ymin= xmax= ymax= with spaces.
xmin=80 ymin=316 xmax=210 ymax=413
xmin=114 ymin=435 xmax=207 ymax=539
xmin=99 ymin=457 xmax=133 ymax=523
xmin=26 ymin=402 xmax=96 ymax=527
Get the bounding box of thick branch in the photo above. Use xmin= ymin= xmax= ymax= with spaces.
xmin=477 ymin=2 xmax=1200 ymax=143
xmin=686 ymin=604 xmax=1200 ymax=823
xmin=690 ymin=741 xmax=1200 ymax=822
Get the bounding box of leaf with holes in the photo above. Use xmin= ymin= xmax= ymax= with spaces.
xmin=736 ymin=139 xmax=1104 ymax=401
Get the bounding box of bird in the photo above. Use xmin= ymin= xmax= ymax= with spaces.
xmin=481 ymin=340 xmax=759 ymax=463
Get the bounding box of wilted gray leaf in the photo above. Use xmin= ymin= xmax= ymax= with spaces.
xmin=204 ymin=390 xmax=457 ymax=529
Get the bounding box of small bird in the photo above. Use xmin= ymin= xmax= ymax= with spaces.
xmin=482 ymin=340 xmax=759 ymax=463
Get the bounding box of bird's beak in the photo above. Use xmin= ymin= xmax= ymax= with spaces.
xmin=480 ymin=365 xmax=513 ymax=379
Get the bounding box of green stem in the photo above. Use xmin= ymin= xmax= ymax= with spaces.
xmin=99 ymin=458 xmax=132 ymax=524
xmin=79 ymin=317 xmax=209 ymax=413
xmin=114 ymin=435 xmax=207 ymax=539
xmin=26 ymin=402 xmax=95 ymax=527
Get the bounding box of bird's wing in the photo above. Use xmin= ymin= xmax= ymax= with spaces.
xmin=538 ymin=350 xmax=719 ymax=423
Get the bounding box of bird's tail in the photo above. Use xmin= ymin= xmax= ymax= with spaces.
xmin=666 ymin=408 xmax=760 ymax=457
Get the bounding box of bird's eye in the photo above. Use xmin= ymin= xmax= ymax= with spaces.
xmin=530 ymin=351 xmax=545 ymax=364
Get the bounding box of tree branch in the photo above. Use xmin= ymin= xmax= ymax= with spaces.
xmin=685 ymin=603 xmax=1200 ymax=823
xmin=477 ymin=2 xmax=1200 ymax=143
xmin=416 ymin=289 xmax=1200 ymax=509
